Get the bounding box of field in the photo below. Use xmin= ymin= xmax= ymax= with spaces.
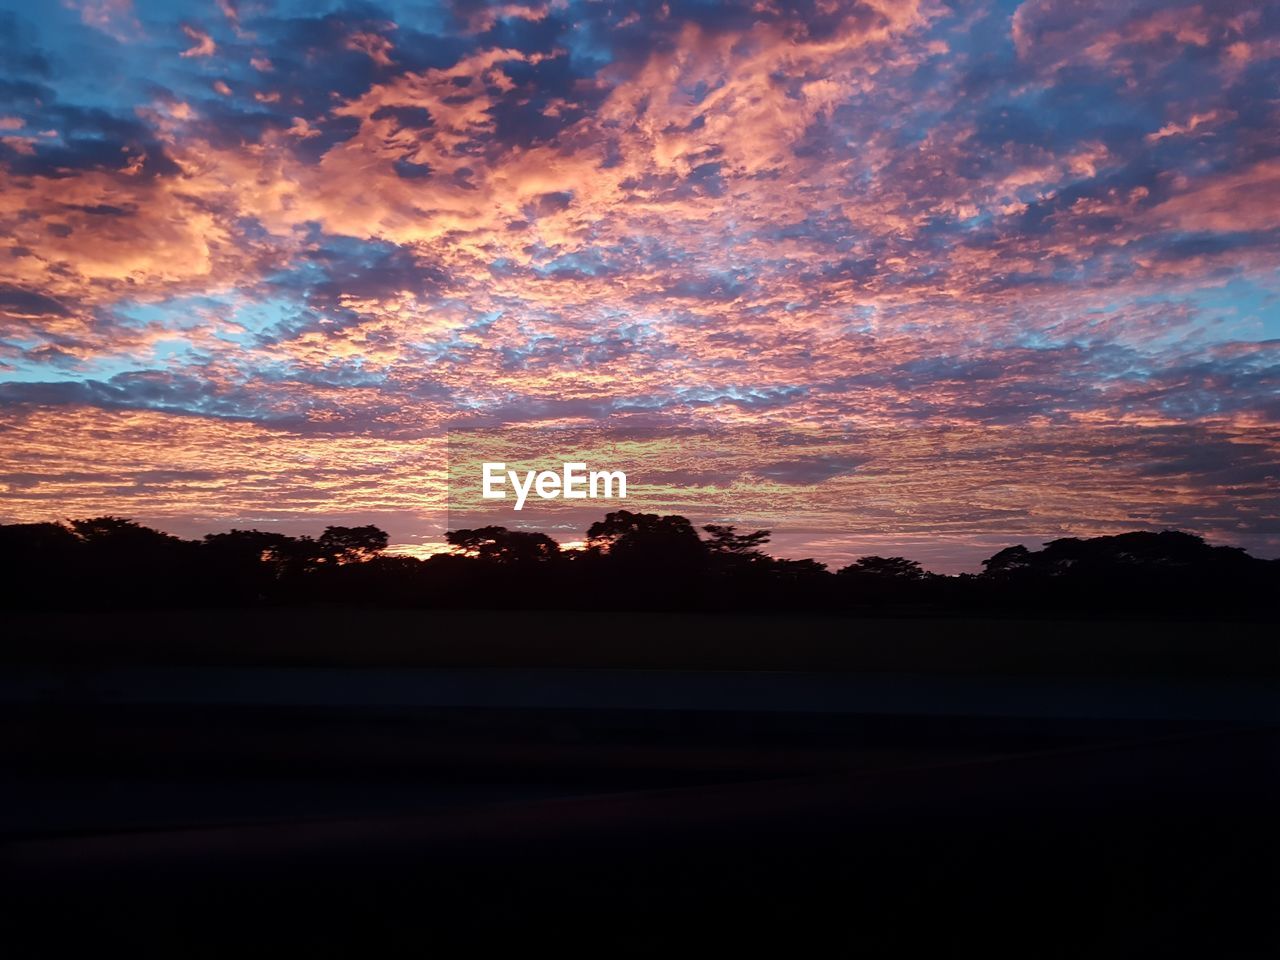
xmin=4 ymin=606 xmax=1277 ymax=675
xmin=2 ymin=608 xmax=1276 ymax=955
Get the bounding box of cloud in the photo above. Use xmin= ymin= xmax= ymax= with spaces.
xmin=68 ymin=0 xmax=139 ymax=41
xmin=0 ymin=0 xmax=1278 ymax=565
xmin=179 ymin=23 xmax=217 ymax=58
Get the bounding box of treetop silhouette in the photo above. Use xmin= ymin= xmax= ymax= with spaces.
xmin=0 ymin=514 xmax=1273 ymax=615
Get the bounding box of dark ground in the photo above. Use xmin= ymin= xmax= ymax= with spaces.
xmin=1 ymin=609 xmax=1276 ymax=956
xmin=3 ymin=607 xmax=1277 ymax=674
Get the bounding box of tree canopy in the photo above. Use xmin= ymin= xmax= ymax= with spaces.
xmin=0 ymin=515 xmax=1273 ymax=616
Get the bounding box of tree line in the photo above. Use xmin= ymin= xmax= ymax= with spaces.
xmin=0 ymin=510 xmax=1274 ymax=617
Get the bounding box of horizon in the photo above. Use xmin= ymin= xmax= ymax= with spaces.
xmin=2 ymin=0 xmax=1278 ymax=568
xmin=4 ymin=509 xmax=1271 ymax=578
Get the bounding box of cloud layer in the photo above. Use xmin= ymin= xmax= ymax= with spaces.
xmin=1 ymin=0 xmax=1277 ymax=570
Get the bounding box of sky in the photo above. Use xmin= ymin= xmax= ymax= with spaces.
xmin=0 ymin=0 xmax=1277 ymax=572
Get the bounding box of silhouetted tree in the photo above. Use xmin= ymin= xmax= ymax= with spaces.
xmin=971 ymin=530 xmax=1277 ymax=615
xmin=316 ymin=525 xmax=389 ymax=565
xmin=981 ymin=544 xmax=1033 ymax=578
xmin=702 ymin=524 xmax=771 ymax=563
xmin=833 ymin=555 xmax=934 ymax=606
xmin=0 ymin=522 xmax=82 ymax=608
xmin=770 ymin=557 xmax=829 ymax=579
xmin=447 ymin=526 xmax=560 ymax=563
xmin=69 ymin=515 xmax=183 ymax=549
xmin=0 ymin=521 xmax=79 ymax=557
xmin=977 ymin=531 xmax=1261 ymax=581
xmin=203 ymin=529 xmax=297 ymax=569
xmin=587 ymin=510 xmax=705 ymax=566
xmin=202 ymin=529 xmax=300 ymax=599
xmin=62 ymin=516 xmax=196 ymax=606
xmin=840 ymin=556 xmax=927 ymax=580
xmin=0 ymin=513 xmax=1274 ymax=616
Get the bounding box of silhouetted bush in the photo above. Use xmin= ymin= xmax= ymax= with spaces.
xmin=0 ymin=515 xmax=1274 ymax=618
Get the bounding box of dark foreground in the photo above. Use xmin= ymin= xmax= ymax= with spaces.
xmin=1 ymin=611 xmax=1276 ymax=956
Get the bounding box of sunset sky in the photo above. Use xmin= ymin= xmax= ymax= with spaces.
xmin=0 ymin=0 xmax=1277 ymax=571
